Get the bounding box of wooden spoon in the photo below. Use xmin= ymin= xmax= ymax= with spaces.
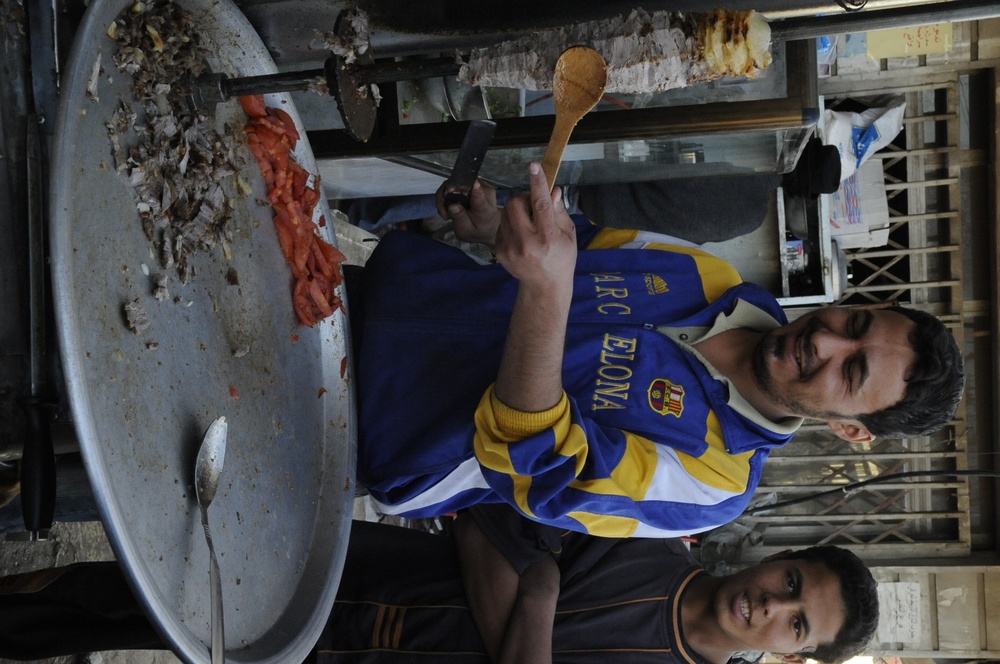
xmin=541 ymin=46 xmax=608 ymax=192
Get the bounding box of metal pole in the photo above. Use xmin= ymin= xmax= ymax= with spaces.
xmin=191 ymin=57 xmax=462 ymax=106
xmin=770 ymin=0 xmax=1000 ymax=42
xmin=15 ymin=116 xmax=56 ymax=542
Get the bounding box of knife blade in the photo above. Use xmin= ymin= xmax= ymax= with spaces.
xmin=444 ymin=119 xmax=497 ymax=207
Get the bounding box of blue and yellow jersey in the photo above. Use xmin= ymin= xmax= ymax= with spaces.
xmin=355 ymin=217 xmax=793 ymax=538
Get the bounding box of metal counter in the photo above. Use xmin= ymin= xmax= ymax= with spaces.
xmin=49 ymin=0 xmax=356 ymax=662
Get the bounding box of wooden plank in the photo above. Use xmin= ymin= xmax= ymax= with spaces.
xmin=869 ymin=649 xmax=1000 ymax=658
xmin=985 ymin=571 xmax=1000 ymax=650
xmin=978 ymin=19 xmax=1000 ymax=60
xmin=880 ymin=564 xmax=1000 ymax=575
xmin=944 ymin=72 xmax=966 ymax=328
xmin=747 ymin=512 xmax=964 ymax=523
xmin=765 ymin=450 xmax=962 ymax=462
xmin=935 ymin=571 xmax=981 ymax=650
xmin=885 ymin=177 xmax=960 ymax=189
xmin=885 ymin=211 xmax=961 ymax=222
xmin=904 ymin=87 xmax=930 ymax=307
xmin=818 ymin=58 xmax=1000 ymax=96
xmin=879 ymin=145 xmax=960 ymax=157
xmin=847 ymin=245 xmax=959 ymax=259
xmin=732 ymin=541 xmax=971 ymax=562
xmin=845 ymin=279 xmax=960 ymax=294
xmin=755 ymin=480 xmax=964 ymax=492
xmin=901 ymin=112 xmax=958 ymax=123
xmin=980 ymin=571 xmax=989 ymax=652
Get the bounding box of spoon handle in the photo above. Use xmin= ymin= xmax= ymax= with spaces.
xmin=541 ymin=115 xmax=576 ymax=193
xmin=202 ymin=507 xmax=225 ymax=664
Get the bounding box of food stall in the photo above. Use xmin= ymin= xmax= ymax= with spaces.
xmin=3 ymin=1 xmax=1000 ymax=663
xmin=12 ymin=1 xmax=356 ymax=662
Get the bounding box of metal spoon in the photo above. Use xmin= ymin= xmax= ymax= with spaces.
xmin=540 ymin=46 xmax=608 ymax=192
xmin=195 ymin=416 xmax=228 ymax=664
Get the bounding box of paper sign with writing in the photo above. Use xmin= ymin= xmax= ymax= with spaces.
xmin=876 ymin=581 xmax=923 ymax=644
xmin=867 ymin=23 xmax=953 ymax=59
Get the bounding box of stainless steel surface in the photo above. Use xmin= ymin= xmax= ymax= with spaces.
xmin=769 ymin=0 xmax=1000 ymax=42
xmin=415 ymin=76 xmax=490 ymax=123
xmin=188 ymin=73 xmax=232 ymax=110
xmin=195 ymin=417 xmax=228 ymax=664
xmin=49 ymin=1 xmax=356 ymax=663
xmin=189 ymin=55 xmax=464 ymax=126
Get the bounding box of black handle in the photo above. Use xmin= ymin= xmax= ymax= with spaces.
xmin=443 ymin=189 xmax=472 ymax=207
xmin=18 ymin=397 xmax=56 ymax=536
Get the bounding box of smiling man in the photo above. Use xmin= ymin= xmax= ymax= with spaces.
xmin=697 ymin=305 xmax=945 ymax=444
xmin=319 ymin=505 xmax=879 ymax=664
xmin=324 ymin=504 xmax=879 ymax=664
xmin=750 ymin=308 xmax=917 ymax=427
xmin=748 ymin=306 xmax=956 ymax=441
xmin=351 ymin=163 xmax=965 ymax=539
xmin=682 ymin=542 xmax=868 ymax=664
xmin=0 ymin=504 xmax=879 ymax=664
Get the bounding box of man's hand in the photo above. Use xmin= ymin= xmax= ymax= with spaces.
xmin=455 ymin=513 xmax=558 ymax=664
xmin=454 ymin=513 xmax=522 ymax=663
xmin=435 ymin=179 xmax=502 ymax=245
xmin=493 ymin=163 xmax=576 ymax=414
xmin=493 ymin=163 xmax=577 ymax=290
xmin=497 ymin=555 xmax=558 ymax=664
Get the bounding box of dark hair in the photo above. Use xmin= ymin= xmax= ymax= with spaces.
xmin=784 ymin=546 xmax=879 ymax=664
xmin=856 ymin=306 xmax=964 ymax=437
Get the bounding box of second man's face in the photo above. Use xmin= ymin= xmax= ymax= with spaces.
xmin=713 ymin=557 xmax=847 ymax=659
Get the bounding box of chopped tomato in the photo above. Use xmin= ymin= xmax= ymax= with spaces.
xmin=309 ymin=240 xmax=333 ymax=280
xmin=291 ymin=165 xmax=309 ymax=200
xmin=272 ymin=214 xmax=295 ymax=264
xmin=240 ymin=94 xmax=268 ymax=119
xmin=316 ymin=239 xmax=346 ymax=282
xmin=293 ymin=277 xmax=318 ymax=328
xmin=268 ymin=107 xmax=300 ymax=144
xmin=241 ymin=95 xmax=345 ymax=327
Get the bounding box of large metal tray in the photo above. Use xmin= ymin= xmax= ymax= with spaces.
xmin=49 ymin=1 xmax=356 ymax=662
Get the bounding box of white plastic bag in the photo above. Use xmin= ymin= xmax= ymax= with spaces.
xmin=823 ymin=97 xmax=906 ymax=181
xmin=816 ymin=35 xmax=838 ymax=78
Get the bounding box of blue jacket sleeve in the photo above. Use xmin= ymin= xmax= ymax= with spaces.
xmin=473 ymin=386 xmax=759 ymax=538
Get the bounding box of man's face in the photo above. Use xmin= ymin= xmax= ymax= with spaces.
xmin=752 ymin=307 xmax=916 ymax=424
xmin=713 ymin=557 xmax=847 ymax=659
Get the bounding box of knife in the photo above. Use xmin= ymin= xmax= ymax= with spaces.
xmin=443 ymin=119 xmax=497 ymax=207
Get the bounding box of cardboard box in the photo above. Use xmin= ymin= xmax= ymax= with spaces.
xmin=827 ymin=158 xmax=890 ymax=248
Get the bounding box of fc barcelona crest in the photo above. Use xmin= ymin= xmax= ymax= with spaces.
xmin=648 ymin=378 xmax=684 ymax=417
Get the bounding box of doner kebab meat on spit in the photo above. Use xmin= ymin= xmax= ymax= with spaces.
xmin=459 ymin=8 xmax=772 ymax=95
